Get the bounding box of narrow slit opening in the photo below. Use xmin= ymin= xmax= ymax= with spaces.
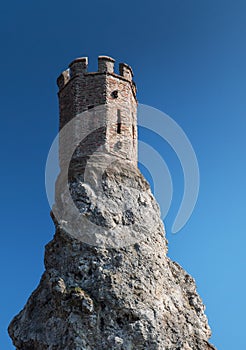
xmin=117 ymin=123 xmax=121 ymax=134
xmin=117 ymin=109 xmax=121 ymax=134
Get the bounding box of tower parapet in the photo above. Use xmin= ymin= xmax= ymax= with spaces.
xmin=57 ymin=56 xmax=136 ymax=94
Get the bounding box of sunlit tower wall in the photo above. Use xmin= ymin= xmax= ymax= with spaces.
xmin=56 ymin=56 xmax=138 ymax=177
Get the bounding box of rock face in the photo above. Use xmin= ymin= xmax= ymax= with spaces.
xmin=9 ymin=162 xmax=215 ymax=350
xmin=8 ymin=56 xmax=216 ymax=349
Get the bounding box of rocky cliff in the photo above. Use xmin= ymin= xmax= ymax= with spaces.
xmin=8 ymin=160 xmax=216 ymax=350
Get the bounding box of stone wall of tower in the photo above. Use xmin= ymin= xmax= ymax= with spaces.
xmin=105 ymin=65 xmax=137 ymax=163
xmin=56 ymin=56 xmax=138 ymax=173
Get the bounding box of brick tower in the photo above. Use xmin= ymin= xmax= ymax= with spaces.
xmin=56 ymin=56 xmax=138 ymax=176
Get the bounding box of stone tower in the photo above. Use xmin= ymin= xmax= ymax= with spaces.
xmin=8 ymin=56 xmax=216 ymax=350
xmin=57 ymin=56 xmax=137 ymax=169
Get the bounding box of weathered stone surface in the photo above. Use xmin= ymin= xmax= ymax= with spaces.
xmin=8 ymin=163 xmax=216 ymax=350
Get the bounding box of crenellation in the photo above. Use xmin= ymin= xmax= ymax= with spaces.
xmin=57 ymin=69 xmax=70 ymax=90
xmin=57 ymin=56 xmax=136 ymax=103
xmin=119 ymin=62 xmax=133 ymax=81
xmin=98 ymin=55 xmax=115 ymax=73
xmin=69 ymin=57 xmax=88 ymax=78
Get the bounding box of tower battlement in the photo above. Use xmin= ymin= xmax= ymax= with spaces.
xmin=57 ymin=56 xmax=136 ymax=95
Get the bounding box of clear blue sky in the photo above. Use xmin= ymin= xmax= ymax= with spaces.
xmin=1 ymin=1 xmax=245 ymax=349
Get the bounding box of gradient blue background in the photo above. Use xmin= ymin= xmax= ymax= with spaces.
xmin=1 ymin=1 xmax=245 ymax=349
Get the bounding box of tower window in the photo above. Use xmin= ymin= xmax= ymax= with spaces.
xmin=132 ymin=125 xmax=135 ymax=139
xmin=112 ymin=90 xmax=118 ymax=98
xmin=117 ymin=109 xmax=121 ymax=134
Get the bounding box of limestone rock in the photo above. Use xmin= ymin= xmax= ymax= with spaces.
xmin=8 ymin=163 xmax=216 ymax=350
